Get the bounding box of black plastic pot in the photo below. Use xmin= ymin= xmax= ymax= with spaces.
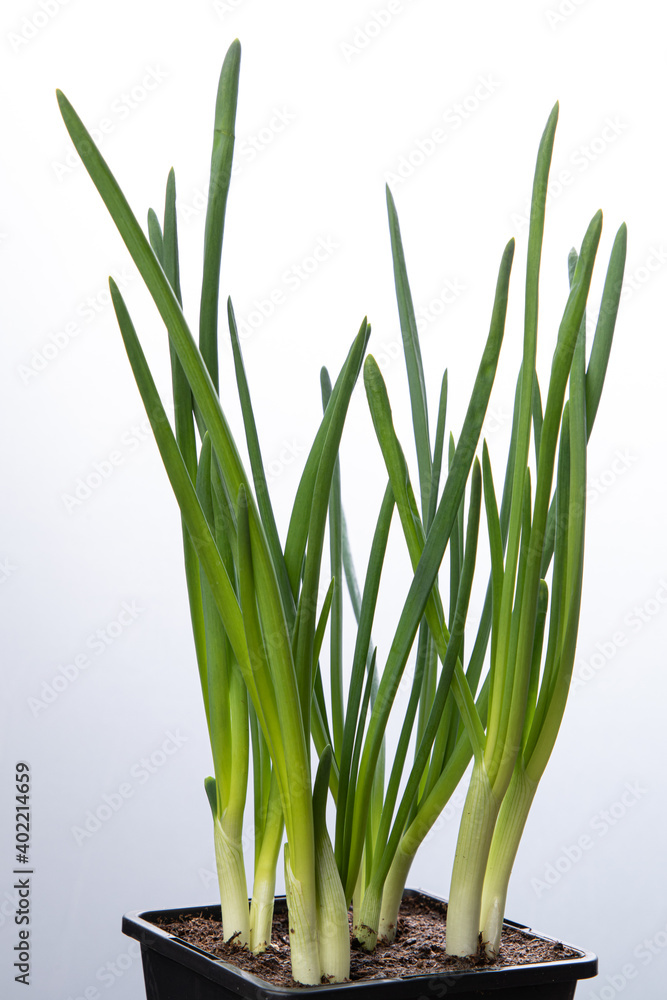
xmin=122 ymin=889 xmax=597 ymax=999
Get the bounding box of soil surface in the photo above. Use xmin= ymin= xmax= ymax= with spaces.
xmin=155 ymin=894 xmax=580 ymax=988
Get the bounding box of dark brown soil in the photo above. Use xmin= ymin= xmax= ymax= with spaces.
xmin=155 ymin=894 xmax=580 ymax=988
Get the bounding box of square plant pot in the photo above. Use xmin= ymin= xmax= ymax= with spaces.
xmin=122 ymin=889 xmax=597 ymax=999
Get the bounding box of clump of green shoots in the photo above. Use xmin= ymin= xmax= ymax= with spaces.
xmin=57 ymin=37 xmax=625 ymax=984
xmin=345 ymin=105 xmax=625 ymax=959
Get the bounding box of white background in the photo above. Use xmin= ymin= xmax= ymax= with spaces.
xmin=1 ymin=1 xmax=665 ymax=999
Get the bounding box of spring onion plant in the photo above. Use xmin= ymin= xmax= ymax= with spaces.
xmin=352 ymin=107 xmax=625 ymax=957
xmin=57 ymin=37 xmax=625 ymax=983
xmin=441 ymin=108 xmax=626 ymax=959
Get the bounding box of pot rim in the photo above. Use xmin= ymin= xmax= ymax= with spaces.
xmin=122 ymin=887 xmax=598 ymax=996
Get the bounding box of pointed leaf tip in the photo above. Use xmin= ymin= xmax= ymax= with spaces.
xmin=363 ymin=353 xmax=379 ymax=376
xmin=55 ymin=89 xmax=70 ymax=114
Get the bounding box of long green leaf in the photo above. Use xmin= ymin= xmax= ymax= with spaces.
xmin=199 ymin=39 xmax=241 ymax=390
xmin=487 ymin=102 xmax=558 ymax=758
xmin=540 ymin=222 xmax=627 ymax=578
xmin=363 ymin=354 xmax=484 ymax=754
xmin=321 ymin=367 xmax=344 ymax=760
xmin=345 ymin=237 xmax=513 ymax=899
xmin=336 ymin=483 xmax=394 ymax=881
xmin=227 ymin=299 xmax=293 ymax=616
xmin=284 ymin=321 xmax=371 ymax=595
xmin=57 ymin=87 xmax=298 ymax=687
xmin=486 ymin=208 xmax=602 ymax=793
xmin=293 ymin=322 xmax=368 ymax=729
xmin=109 ymin=280 xmax=287 ymax=781
xmin=370 ymin=459 xmax=482 ymax=891
xmin=585 ymin=222 xmax=627 ymax=430
xmin=386 ymin=185 xmax=431 ymax=514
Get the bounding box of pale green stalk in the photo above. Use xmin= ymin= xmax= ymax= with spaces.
xmin=249 ymin=774 xmax=283 ymax=953
xmin=479 ymin=763 xmax=537 ymax=955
